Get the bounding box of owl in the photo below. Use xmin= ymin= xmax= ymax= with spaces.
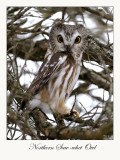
xmin=21 ymin=21 xmax=88 ymax=117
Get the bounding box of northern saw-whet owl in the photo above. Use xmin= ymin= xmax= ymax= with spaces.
xmin=21 ymin=21 xmax=88 ymax=117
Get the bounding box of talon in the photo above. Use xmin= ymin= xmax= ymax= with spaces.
xmin=73 ymin=112 xmax=79 ymax=118
xmin=70 ymin=110 xmax=79 ymax=118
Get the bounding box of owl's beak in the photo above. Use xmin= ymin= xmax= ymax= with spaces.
xmin=65 ymin=45 xmax=71 ymax=53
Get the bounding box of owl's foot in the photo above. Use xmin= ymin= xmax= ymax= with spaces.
xmin=64 ymin=110 xmax=79 ymax=118
xmin=53 ymin=113 xmax=65 ymax=127
xmin=70 ymin=110 xmax=79 ymax=118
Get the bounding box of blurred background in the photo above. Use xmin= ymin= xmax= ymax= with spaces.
xmin=7 ymin=7 xmax=113 ymax=140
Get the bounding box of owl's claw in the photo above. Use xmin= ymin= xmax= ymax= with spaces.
xmin=64 ymin=110 xmax=79 ymax=118
xmin=70 ymin=110 xmax=79 ymax=118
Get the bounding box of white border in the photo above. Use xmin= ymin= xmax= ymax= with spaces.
xmin=0 ymin=0 xmax=120 ymax=159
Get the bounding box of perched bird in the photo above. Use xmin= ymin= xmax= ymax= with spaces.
xmin=21 ymin=21 xmax=88 ymax=117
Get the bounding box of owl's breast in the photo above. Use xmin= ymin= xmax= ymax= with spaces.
xmin=48 ymin=61 xmax=80 ymax=101
xmin=65 ymin=63 xmax=80 ymax=98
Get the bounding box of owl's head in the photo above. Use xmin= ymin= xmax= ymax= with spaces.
xmin=49 ymin=21 xmax=88 ymax=60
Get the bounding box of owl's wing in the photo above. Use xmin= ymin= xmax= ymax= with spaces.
xmin=28 ymin=52 xmax=67 ymax=95
xmin=21 ymin=52 xmax=67 ymax=109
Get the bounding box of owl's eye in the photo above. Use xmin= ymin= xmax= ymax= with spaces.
xmin=57 ymin=35 xmax=63 ymax=43
xmin=75 ymin=36 xmax=81 ymax=44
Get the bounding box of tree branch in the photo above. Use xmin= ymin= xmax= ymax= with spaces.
xmin=30 ymin=109 xmax=113 ymax=140
xmin=82 ymin=7 xmax=113 ymax=21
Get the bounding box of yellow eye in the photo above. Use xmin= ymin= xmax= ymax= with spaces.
xmin=57 ymin=35 xmax=63 ymax=43
xmin=75 ymin=36 xmax=81 ymax=44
